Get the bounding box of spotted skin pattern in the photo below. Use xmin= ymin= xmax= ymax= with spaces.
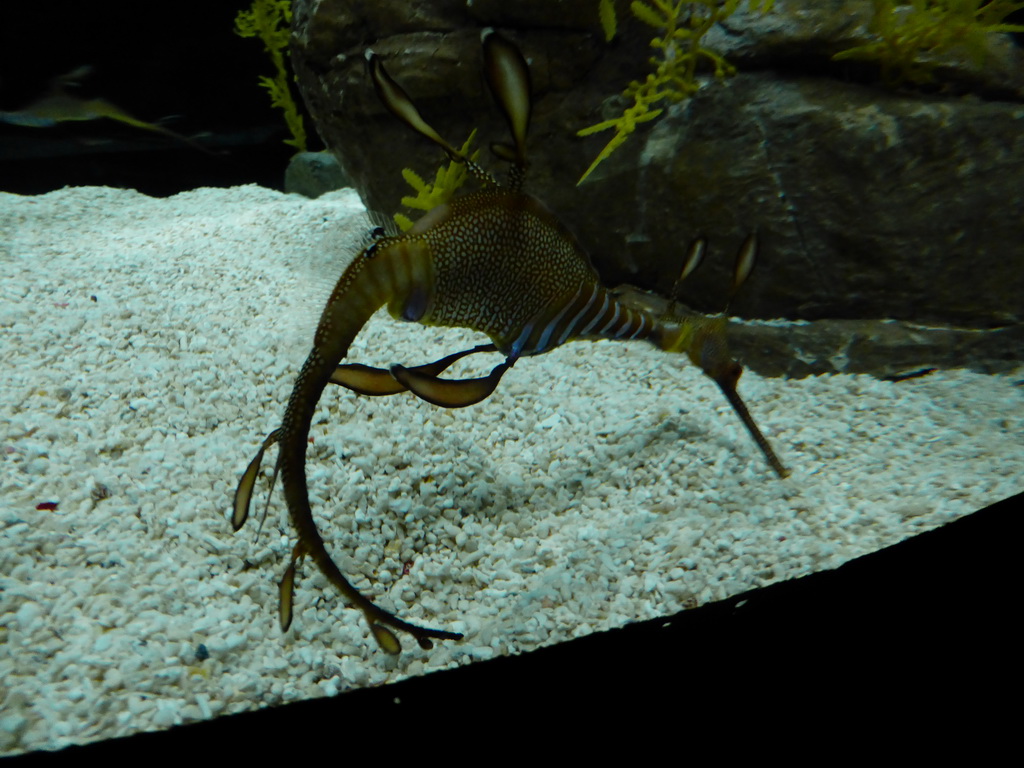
xmin=232 ymin=30 xmax=788 ymax=655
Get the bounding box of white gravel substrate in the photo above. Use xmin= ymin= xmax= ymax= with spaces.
xmin=1 ymin=185 xmax=1021 ymax=753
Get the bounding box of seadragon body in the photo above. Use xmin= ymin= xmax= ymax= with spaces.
xmin=233 ymin=30 xmax=788 ymax=654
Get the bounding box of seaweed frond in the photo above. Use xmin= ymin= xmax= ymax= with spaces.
xmin=235 ymin=0 xmax=308 ymax=151
xmin=577 ymin=0 xmax=774 ymax=185
xmin=832 ymin=0 xmax=1024 ymax=86
xmin=394 ymin=130 xmax=480 ymax=232
xmin=600 ymin=0 xmax=619 ymax=41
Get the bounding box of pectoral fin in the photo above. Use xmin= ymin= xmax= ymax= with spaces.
xmin=390 ymin=359 xmax=511 ymax=408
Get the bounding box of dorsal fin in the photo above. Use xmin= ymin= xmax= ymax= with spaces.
xmin=366 ymin=48 xmax=497 ymax=186
xmin=669 ymin=234 xmax=758 ymax=318
xmin=365 ymin=49 xmax=461 ymax=161
xmin=481 ymin=28 xmax=532 ymax=171
xmin=728 ymin=233 xmax=757 ymax=311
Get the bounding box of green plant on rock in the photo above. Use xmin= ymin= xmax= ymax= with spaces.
xmin=394 ymin=130 xmax=480 ymax=232
xmin=833 ymin=0 xmax=1024 ymax=85
xmin=235 ymin=0 xmax=307 ymax=151
xmin=577 ymin=0 xmax=774 ymax=185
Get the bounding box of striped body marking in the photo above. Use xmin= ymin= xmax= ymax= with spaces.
xmin=233 ymin=30 xmax=789 ymax=655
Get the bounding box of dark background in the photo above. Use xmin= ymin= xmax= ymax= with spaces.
xmin=0 ymin=0 xmax=313 ymax=195
xmin=3 ymin=2 xmax=1022 ymax=198
xmin=2 ymin=3 xmax=1021 ymax=754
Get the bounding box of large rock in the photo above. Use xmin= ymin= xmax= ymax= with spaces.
xmin=289 ymin=0 xmax=1024 ymax=375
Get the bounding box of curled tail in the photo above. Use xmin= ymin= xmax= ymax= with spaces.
xmin=233 ymin=240 xmax=460 ymax=653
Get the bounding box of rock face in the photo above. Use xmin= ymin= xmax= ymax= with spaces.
xmin=289 ymin=0 xmax=1024 ymax=375
xmin=284 ymin=151 xmax=352 ymax=198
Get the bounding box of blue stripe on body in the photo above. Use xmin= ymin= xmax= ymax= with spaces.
xmin=556 ymin=284 xmax=598 ymax=347
xmin=535 ymin=284 xmax=583 ymax=353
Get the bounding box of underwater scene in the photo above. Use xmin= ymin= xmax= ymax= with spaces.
xmin=2 ymin=0 xmax=1023 ymax=754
